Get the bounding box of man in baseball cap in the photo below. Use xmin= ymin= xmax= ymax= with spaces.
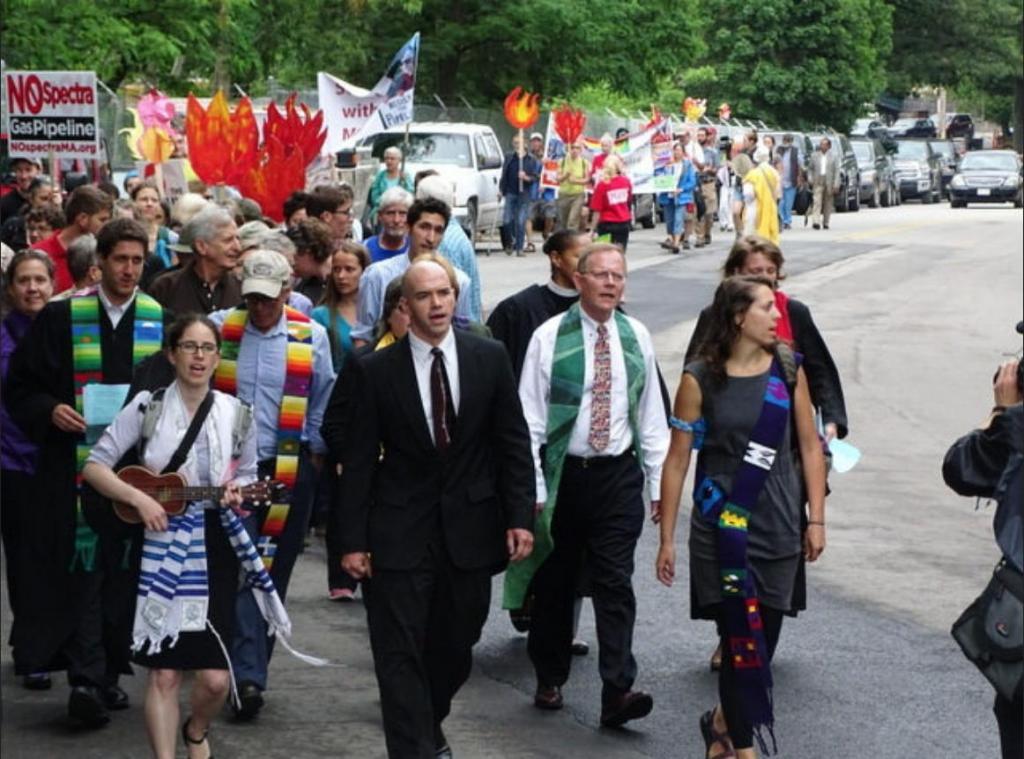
xmin=1 ymin=157 xmax=43 ymax=222
xmin=207 ymin=247 xmax=335 ymax=720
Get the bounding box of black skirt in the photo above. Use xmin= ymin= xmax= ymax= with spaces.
xmin=132 ymin=510 xmax=239 ymax=670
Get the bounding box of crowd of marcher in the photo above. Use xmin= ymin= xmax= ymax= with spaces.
xmin=2 ymin=135 xmax=1011 ymax=759
xmin=491 ymin=124 xmax=843 ymax=267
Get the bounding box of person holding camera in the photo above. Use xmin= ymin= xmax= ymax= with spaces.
xmin=942 ymin=324 xmax=1023 ymax=759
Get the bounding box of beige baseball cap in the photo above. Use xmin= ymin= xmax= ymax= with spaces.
xmin=241 ymin=250 xmax=291 ymax=298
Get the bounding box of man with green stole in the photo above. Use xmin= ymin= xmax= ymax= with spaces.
xmin=5 ymin=218 xmax=165 ymax=727
xmin=508 ymin=243 xmax=669 ymax=727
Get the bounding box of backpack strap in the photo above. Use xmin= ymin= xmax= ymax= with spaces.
xmin=138 ymin=387 xmax=167 ymax=460
xmin=231 ymin=401 xmax=254 ymax=460
xmin=774 ymin=342 xmax=799 ymax=394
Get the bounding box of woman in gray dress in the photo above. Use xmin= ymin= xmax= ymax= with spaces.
xmin=656 ymin=275 xmax=827 ymax=759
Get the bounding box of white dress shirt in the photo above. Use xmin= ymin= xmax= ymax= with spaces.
xmin=408 ymin=328 xmax=461 ymax=441
xmin=519 ymin=308 xmax=669 ymax=502
xmin=97 ymin=285 xmax=137 ymax=329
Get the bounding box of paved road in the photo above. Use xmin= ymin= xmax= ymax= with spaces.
xmin=2 ymin=200 xmax=1022 ymax=757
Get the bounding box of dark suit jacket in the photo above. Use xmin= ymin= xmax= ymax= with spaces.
xmin=323 ymin=330 xmax=535 ymax=573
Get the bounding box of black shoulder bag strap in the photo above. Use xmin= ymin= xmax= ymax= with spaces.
xmin=160 ymin=391 xmax=215 ymax=475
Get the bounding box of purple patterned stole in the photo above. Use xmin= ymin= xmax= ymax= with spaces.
xmin=695 ymin=355 xmax=796 ymax=754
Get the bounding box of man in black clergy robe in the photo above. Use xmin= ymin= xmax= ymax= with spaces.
xmin=486 ymin=229 xmax=585 ymax=381
xmin=324 ymin=254 xmax=536 ymax=759
xmin=4 ymin=218 xmax=165 ymax=727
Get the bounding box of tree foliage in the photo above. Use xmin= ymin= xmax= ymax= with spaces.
xmin=0 ymin=0 xmax=1020 ymax=138
xmin=688 ymin=0 xmax=892 ymax=129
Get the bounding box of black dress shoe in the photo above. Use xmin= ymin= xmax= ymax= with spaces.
xmin=599 ymin=690 xmax=653 ymax=728
xmin=533 ymin=683 xmax=564 ymax=710
xmin=68 ymin=685 xmax=111 ymax=728
xmin=434 ymin=724 xmax=452 ymax=758
xmin=23 ymin=672 xmax=52 ymax=690
xmin=102 ymin=684 xmax=130 ymax=710
xmin=570 ymin=639 xmax=590 ymax=657
xmin=233 ymin=681 xmax=264 ymax=721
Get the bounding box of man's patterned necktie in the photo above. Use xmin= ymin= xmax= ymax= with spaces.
xmin=588 ymin=323 xmax=611 ymax=451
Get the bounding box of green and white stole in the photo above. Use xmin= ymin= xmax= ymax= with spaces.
xmin=213 ymin=306 xmax=313 ymax=571
xmin=502 ymin=303 xmax=646 ymax=608
xmin=70 ymin=289 xmax=163 ymax=572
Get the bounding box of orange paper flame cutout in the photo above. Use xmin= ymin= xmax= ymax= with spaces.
xmin=552 ymin=106 xmax=586 ymax=145
xmin=186 ymin=91 xmax=259 ymax=186
xmin=504 ymin=87 xmax=541 ymax=130
xmin=264 ymin=94 xmax=327 ymax=168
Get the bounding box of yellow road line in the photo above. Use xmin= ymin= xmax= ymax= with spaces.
xmin=834 ymin=219 xmax=948 ymax=241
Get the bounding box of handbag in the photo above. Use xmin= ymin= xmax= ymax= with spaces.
xmin=951 ymin=559 xmax=1024 ymax=701
xmin=694 ymin=188 xmax=706 ymax=219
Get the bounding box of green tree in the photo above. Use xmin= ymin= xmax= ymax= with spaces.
xmin=693 ymin=0 xmax=892 ymax=130
xmin=887 ymin=0 xmax=1023 ymax=150
xmin=0 ymin=0 xmax=264 ymax=93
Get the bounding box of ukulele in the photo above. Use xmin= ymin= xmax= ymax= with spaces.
xmin=112 ymin=465 xmax=286 ymax=524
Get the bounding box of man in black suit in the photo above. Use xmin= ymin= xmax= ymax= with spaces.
xmin=324 ymin=243 xmax=536 ymax=758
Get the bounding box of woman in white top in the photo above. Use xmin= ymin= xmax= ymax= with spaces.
xmin=84 ymin=314 xmax=261 ymax=759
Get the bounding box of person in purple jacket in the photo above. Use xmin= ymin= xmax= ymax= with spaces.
xmin=1 ymin=249 xmax=56 ymax=690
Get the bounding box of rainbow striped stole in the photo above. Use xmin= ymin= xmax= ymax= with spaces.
xmin=213 ymin=306 xmax=313 ymax=570
xmin=70 ymin=290 xmax=163 ymax=571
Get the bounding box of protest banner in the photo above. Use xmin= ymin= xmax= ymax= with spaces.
xmin=3 ymin=70 xmax=99 ymax=159
xmin=580 ymin=118 xmax=673 ymax=194
xmin=318 ymin=33 xmax=419 ymax=151
xmin=540 ymin=114 xmax=564 ymax=192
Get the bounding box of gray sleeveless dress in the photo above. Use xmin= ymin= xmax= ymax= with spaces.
xmin=685 ymin=360 xmax=805 ymax=616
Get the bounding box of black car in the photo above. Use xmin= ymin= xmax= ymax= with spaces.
xmin=890 ymin=117 xmax=938 ymax=139
xmin=851 ymin=138 xmax=898 ymax=207
xmin=807 ymin=133 xmax=860 ymax=212
xmin=945 ymin=113 xmax=975 ymax=142
xmin=928 ymin=139 xmax=959 ymax=197
xmin=891 ymin=140 xmax=943 ymax=202
xmin=949 ymin=150 xmax=1023 ymax=208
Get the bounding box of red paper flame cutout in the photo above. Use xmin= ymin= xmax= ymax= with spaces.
xmin=238 ymin=135 xmax=307 ymax=223
xmin=504 ymin=87 xmax=541 ymax=130
xmin=553 ymin=106 xmax=586 ymax=145
xmin=264 ymin=94 xmax=326 ymax=168
xmin=185 ymin=91 xmax=259 ymax=186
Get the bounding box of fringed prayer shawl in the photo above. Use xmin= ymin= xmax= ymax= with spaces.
xmin=692 ymin=355 xmax=799 ymax=755
xmin=213 ymin=305 xmax=312 ymax=571
xmin=129 ymin=385 xmax=326 ymax=699
xmin=70 ymin=289 xmax=163 ymax=572
xmin=503 ymin=303 xmax=646 ymax=609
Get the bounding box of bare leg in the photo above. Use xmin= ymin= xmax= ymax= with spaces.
xmin=184 ymin=669 xmax=231 ymax=759
xmin=710 ymin=705 xmax=756 ymax=759
xmin=145 ymin=669 xmax=183 ymax=759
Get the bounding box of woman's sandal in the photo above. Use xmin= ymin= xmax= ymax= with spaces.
xmin=699 ymin=708 xmax=735 ymax=759
xmin=182 ymin=717 xmax=213 ymax=759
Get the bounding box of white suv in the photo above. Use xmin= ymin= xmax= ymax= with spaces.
xmin=358 ymin=122 xmax=505 ymax=239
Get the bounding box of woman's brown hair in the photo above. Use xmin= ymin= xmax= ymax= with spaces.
xmin=697 ymin=274 xmax=775 ymax=384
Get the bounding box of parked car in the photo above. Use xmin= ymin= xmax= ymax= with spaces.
xmin=944 ymin=113 xmax=975 ymax=142
xmin=891 ymin=139 xmax=943 ymax=203
xmin=928 ymin=139 xmax=959 ymax=198
xmin=850 ymin=118 xmax=883 ymax=137
xmin=948 ymin=150 xmax=1023 ymax=208
xmin=807 ymin=132 xmax=860 ymax=212
xmin=358 ymin=122 xmax=504 ymax=239
xmin=890 ymin=117 xmax=938 ymax=139
xmin=851 ymin=120 xmax=897 ymax=153
xmin=851 ymin=138 xmax=897 ymax=207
